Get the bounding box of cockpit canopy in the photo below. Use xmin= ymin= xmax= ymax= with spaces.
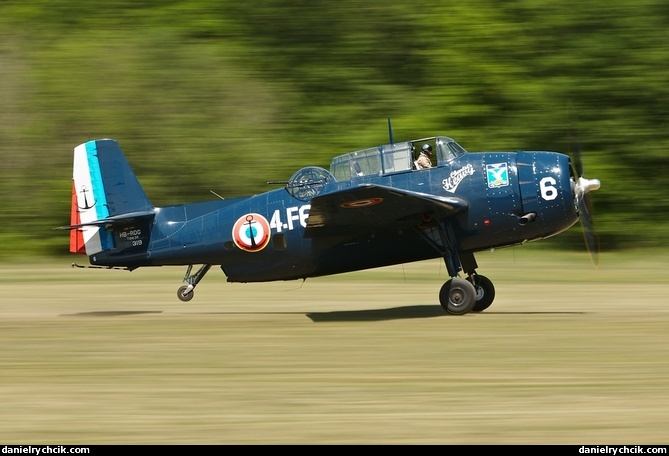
xmin=329 ymin=136 xmax=467 ymax=182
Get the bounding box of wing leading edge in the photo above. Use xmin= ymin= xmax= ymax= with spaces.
xmin=304 ymin=184 xmax=468 ymax=237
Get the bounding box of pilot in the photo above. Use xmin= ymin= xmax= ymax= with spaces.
xmin=414 ymin=143 xmax=433 ymax=170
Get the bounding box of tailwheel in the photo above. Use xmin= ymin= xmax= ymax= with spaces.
xmin=177 ymin=285 xmax=194 ymax=302
xmin=177 ymin=264 xmax=211 ymax=302
xmin=439 ymin=277 xmax=477 ymax=315
xmin=471 ymin=274 xmax=495 ymax=312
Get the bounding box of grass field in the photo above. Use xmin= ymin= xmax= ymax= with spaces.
xmin=1 ymin=248 xmax=668 ymax=444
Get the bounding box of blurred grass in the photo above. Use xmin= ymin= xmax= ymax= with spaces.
xmin=0 ymin=248 xmax=668 ymax=444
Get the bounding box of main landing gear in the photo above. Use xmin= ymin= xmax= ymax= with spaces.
xmin=418 ymin=220 xmax=496 ymax=315
xmin=438 ymin=273 xmax=495 ymax=315
xmin=177 ymin=264 xmax=211 ymax=302
xmin=439 ymin=246 xmax=497 ymax=315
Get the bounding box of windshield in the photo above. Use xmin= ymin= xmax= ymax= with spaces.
xmin=435 ymin=136 xmax=467 ymax=163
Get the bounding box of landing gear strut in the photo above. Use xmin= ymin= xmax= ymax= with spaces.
xmin=417 ymin=219 xmax=496 ymax=314
xmin=177 ymin=264 xmax=211 ymax=302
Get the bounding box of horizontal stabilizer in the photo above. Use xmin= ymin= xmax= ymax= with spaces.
xmin=58 ymin=210 xmax=156 ymax=231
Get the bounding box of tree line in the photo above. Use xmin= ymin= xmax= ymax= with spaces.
xmin=1 ymin=0 xmax=667 ymax=257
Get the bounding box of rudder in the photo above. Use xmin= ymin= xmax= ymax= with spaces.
xmin=69 ymin=139 xmax=154 ymax=256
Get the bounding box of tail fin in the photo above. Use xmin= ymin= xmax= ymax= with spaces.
xmin=66 ymin=139 xmax=154 ymax=256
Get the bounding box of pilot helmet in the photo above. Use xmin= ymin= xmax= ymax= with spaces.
xmin=421 ymin=143 xmax=433 ymax=155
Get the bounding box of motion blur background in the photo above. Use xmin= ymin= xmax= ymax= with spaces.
xmin=1 ymin=0 xmax=667 ymax=257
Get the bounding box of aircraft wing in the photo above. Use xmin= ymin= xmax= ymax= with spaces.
xmin=305 ymin=183 xmax=468 ymax=237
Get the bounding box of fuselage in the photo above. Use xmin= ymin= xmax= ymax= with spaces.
xmin=88 ymin=137 xmax=580 ymax=283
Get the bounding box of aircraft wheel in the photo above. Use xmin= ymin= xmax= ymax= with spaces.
xmin=439 ymin=278 xmax=476 ymax=315
xmin=472 ymin=275 xmax=495 ymax=312
xmin=177 ymin=285 xmax=194 ymax=302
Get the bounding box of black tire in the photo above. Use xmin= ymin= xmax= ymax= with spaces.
xmin=472 ymin=274 xmax=495 ymax=312
xmin=177 ymin=285 xmax=194 ymax=302
xmin=439 ymin=278 xmax=477 ymax=315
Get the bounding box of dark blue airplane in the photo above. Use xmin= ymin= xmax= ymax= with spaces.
xmin=61 ymin=124 xmax=600 ymax=315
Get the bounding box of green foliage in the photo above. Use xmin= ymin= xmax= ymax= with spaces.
xmin=1 ymin=0 xmax=667 ymax=256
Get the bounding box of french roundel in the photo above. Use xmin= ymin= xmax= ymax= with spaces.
xmin=340 ymin=197 xmax=383 ymax=209
xmin=232 ymin=213 xmax=271 ymax=252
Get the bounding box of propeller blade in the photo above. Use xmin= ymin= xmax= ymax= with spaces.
xmin=578 ymin=193 xmax=600 ymax=267
xmin=569 ymin=126 xmax=584 ymax=177
xmin=568 ymin=102 xmax=584 ymax=177
xmin=574 ymin=177 xmax=601 ymax=267
xmin=568 ymin=105 xmax=600 ymax=266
